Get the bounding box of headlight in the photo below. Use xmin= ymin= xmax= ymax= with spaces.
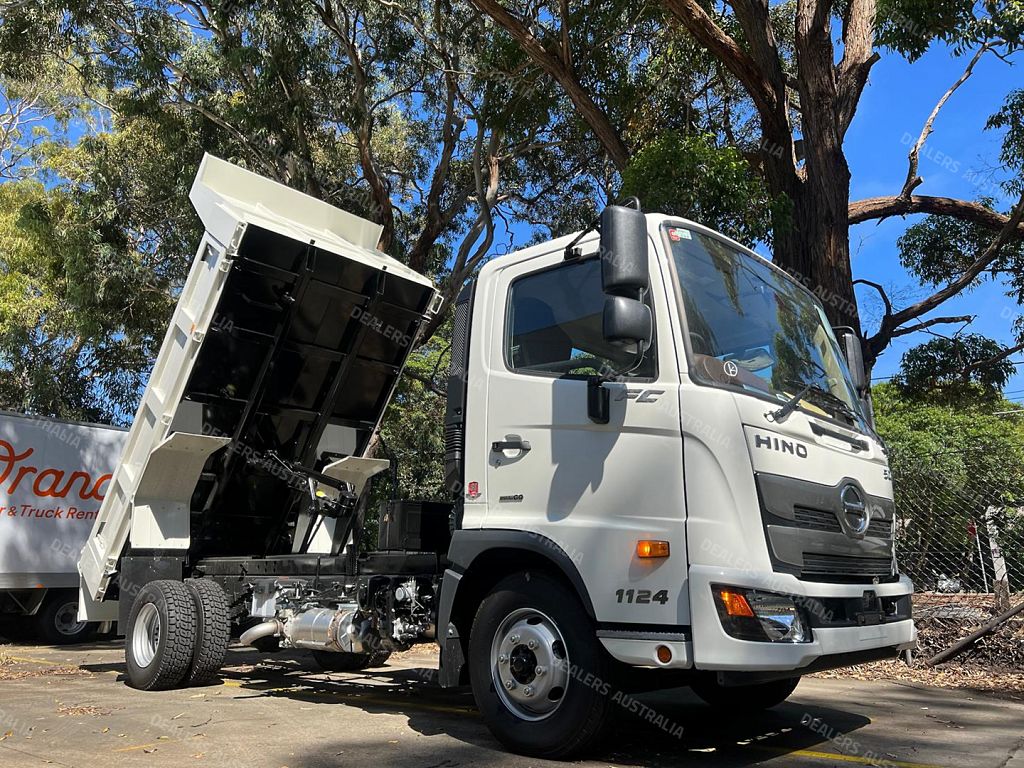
xmin=711 ymin=585 xmax=811 ymax=643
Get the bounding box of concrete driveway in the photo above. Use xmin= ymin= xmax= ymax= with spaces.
xmin=0 ymin=640 xmax=1021 ymax=768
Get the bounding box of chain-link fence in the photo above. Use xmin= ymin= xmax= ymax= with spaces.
xmin=894 ymin=449 xmax=1024 ymax=667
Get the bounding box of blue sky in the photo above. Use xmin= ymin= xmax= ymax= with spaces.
xmin=844 ymin=44 xmax=1022 ymax=398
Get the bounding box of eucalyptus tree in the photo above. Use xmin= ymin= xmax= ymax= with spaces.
xmin=472 ymin=0 xmax=1024 ymax=372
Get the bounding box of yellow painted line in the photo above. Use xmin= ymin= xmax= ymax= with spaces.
xmin=751 ymin=744 xmax=946 ymax=768
xmin=3 ymin=654 xmax=67 ymax=666
xmin=113 ymin=736 xmax=202 ymax=754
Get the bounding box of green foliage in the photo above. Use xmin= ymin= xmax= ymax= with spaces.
xmin=895 ymin=335 xmax=1015 ymax=401
xmin=0 ymin=177 xmax=174 ymax=422
xmin=987 ymin=89 xmax=1024 ymax=197
xmin=362 ymin=322 xmax=451 ymax=547
xmin=875 ymin=382 xmax=1024 ymax=490
xmin=620 ymin=131 xmax=772 ymax=245
xmin=876 ymin=0 xmax=1024 ymax=61
xmin=897 ymin=199 xmax=1024 ymax=288
xmin=874 ymin=381 xmax=1024 ymax=587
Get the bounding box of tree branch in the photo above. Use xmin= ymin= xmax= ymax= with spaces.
xmin=836 ymin=0 xmax=879 ymax=136
xmin=890 ymin=315 xmax=973 ymax=339
xmin=964 ymin=340 xmax=1024 ymax=377
xmin=865 ymin=192 xmax=1024 ymax=358
xmin=664 ymin=0 xmax=779 ymax=125
xmin=471 ymin=0 xmax=630 ymax=169
xmin=849 ymin=195 xmax=1024 ymax=238
xmin=899 ymin=42 xmax=992 ymax=199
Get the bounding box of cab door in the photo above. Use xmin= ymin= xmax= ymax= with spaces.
xmin=478 ymin=242 xmax=689 ymax=626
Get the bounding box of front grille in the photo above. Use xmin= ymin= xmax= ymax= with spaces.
xmin=866 ymin=518 xmax=893 ymax=538
xmin=793 ymin=505 xmax=842 ymax=533
xmin=801 ymin=553 xmax=894 ymax=581
xmin=791 ymin=505 xmax=892 ymax=538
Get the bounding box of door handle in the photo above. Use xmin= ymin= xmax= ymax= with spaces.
xmin=491 ymin=438 xmax=531 ymax=453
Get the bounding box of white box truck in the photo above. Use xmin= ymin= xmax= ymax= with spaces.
xmin=0 ymin=411 xmax=126 ymax=643
xmin=79 ymin=155 xmax=916 ymax=758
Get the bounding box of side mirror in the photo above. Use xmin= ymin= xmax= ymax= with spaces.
xmin=600 ymin=205 xmax=649 ymax=298
xmin=603 ymin=296 xmax=652 ymax=351
xmin=839 ymin=329 xmax=867 ymax=395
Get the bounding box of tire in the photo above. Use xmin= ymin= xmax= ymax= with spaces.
xmin=33 ymin=592 xmax=97 ymax=645
xmin=468 ymin=571 xmax=612 ymax=759
xmin=184 ymin=580 xmax=231 ymax=685
xmin=691 ymin=674 xmax=800 ymax=711
xmin=310 ymin=649 xmax=392 ymax=672
xmin=124 ymin=580 xmax=197 ymax=691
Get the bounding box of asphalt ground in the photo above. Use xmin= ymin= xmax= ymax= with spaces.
xmin=0 ymin=639 xmax=1021 ymax=768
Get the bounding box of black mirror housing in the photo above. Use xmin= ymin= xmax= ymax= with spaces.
xmin=839 ymin=329 xmax=867 ymax=394
xmin=603 ymin=295 xmax=652 ymax=350
xmin=600 ymin=205 xmax=649 ymax=298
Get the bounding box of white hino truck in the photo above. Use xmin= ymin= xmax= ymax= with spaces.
xmin=79 ymin=155 xmax=915 ymax=758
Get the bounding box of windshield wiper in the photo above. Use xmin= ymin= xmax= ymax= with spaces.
xmin=799 ymin=385 xmax=859 ymax=423
xmin=769 ymin=382 xmax=815 ymax=423
xmin=770 ymin=379 xmax=859 ymax=425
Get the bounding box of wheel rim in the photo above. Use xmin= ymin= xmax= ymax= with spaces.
xmin=132 ymin=603 xmax=161 ymax=668
xmin=490 ymin=607 xmax=570 ymax=721
xmin=53 ymin=602 xmax=86 ymax=636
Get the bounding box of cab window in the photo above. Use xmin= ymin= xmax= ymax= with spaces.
xmin=505 ymin=258 xmax=656 ymax=378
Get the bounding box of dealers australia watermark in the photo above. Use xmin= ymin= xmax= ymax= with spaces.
xmin=559 ymin=660 xmax=684 ymax=739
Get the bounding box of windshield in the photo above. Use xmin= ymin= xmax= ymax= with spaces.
xmin=664 ymin=224 xmax=867 ymax=430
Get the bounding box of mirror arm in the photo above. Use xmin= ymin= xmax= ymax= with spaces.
xmin=563 ymin=211 xmax=602 ymax=261
xmin=586 ymin=343 xmax=649 ymax=425
xmin=564 ymin=197 xmax=644 ymax=261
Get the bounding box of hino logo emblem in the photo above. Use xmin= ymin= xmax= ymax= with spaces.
xmin=723 ymin=360 xmax=739 ymax=377
xmin=841 ymin=484 xmax=870 ymax=535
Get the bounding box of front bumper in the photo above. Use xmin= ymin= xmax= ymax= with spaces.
xmin=689 ymin=565 xmax=917 ymax=671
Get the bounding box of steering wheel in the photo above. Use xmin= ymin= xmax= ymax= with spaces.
xmin=688 ymin=331 xmax=711 ymax=355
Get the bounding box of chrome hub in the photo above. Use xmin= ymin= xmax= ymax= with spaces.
xmin=490 ymin=608 xmax=569 ymax=721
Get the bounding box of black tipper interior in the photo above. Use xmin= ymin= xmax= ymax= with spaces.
xmin=182 ymin=224 xmax=434 ymax=560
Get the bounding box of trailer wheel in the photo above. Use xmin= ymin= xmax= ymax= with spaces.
xmin=691 ymin=674 xmax=800 ymax=711
xmin=310 ymin=649 xmax=392 ymax=672
xmin=125 ymin=580 xmax=197 ymax=691
xmin=184 ymin=580 xmax=231 ymax=685
xmin=469 ymin=572 xmax=611 ymax=759
xmin=33 ymin=591 xmax=96 ymax=645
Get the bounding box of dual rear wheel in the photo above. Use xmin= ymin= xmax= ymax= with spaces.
xmin=124 ymin=579 xmax=230 ymax=691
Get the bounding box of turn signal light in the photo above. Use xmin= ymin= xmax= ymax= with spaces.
xmin=718 ymin=589 xmax=755 ymax=618
xmin=636 ymin=540 xmax=670 ymax=559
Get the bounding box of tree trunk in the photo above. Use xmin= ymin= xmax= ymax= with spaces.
xmin=762 ymin=163 xmax=859 ymax=333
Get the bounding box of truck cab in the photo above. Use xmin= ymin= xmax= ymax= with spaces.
xmin=437 ymin=205 xmax=915 ymax=751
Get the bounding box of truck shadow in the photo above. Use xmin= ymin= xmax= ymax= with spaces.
xmin=69 ymin=646 xmax=874 ymax=766
xmin=208 ymin=651 xmax=872 ymax=767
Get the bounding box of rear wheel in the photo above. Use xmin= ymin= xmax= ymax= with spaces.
xmin=184 ymin=580 xmax=230 ymax=685
xmin=33 ymin=592 xmax=96 ymax=645
xmin=691 ymin=674 xmax=800 ymax=711
xmin=469 ymin=571 xmax=611 ymax=759
xmin=125 ymin=580 xmax=197 ymax=691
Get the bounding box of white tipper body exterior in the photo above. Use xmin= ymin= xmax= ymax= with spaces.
xmin=77 ymin=155 xmax=435 ymax=620
xmin=460 ymin=214 xmax=916 ymax=671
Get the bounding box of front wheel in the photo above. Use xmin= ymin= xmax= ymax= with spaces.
xmin=469 ymin=571 xmax=612 ymax=759
xmin=691 ymin=674 xmax=800 ymax=711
